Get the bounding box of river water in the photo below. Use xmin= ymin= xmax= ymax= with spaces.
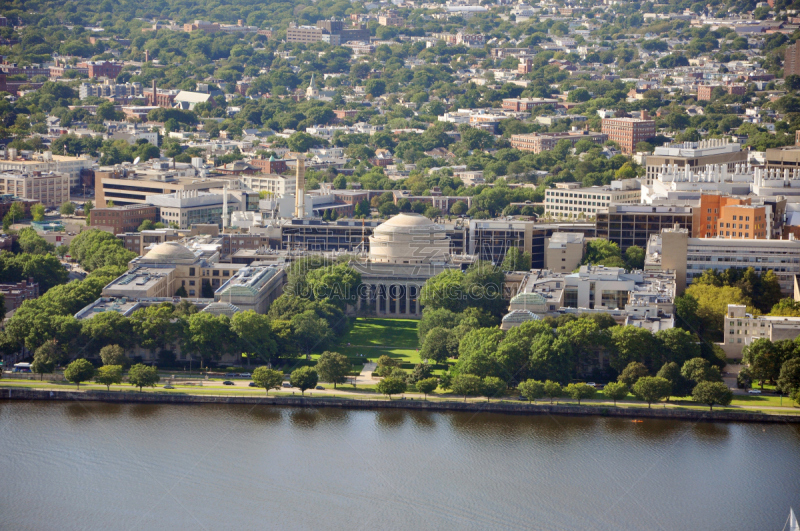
xmin=1 ymin=401 xmax=799 ymax=530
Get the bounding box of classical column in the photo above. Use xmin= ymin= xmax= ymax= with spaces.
xmin=405 ymin=284 xmax=410 ymax=315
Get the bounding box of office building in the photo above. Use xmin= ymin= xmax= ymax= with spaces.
xmin=214 ymin=265 xmax=287 ymax=314
xmin=646 ymin=227 xmax=800 ymax=294
xmin=95 ymin=165 xmax=226 ymax=206
xmin=501 ymin=98 xmax=559 ymax=112
xmin=0 ymin=150 xmax=92 ymax=189
xmin=146 ymin=190 xmax=242 ymax=229
xmin=596 ymin=205 xmax=693 ymax=252
xmin=0 ymin=171 xmax=69 ymax=206
xmin=601 ymin=117 xmax=656 ymax=155
xmin=644 ymin=140 xmax=748 ymax=186
xmin=0 ymin=278 xmax=39 ymax=311
xmin=240 ymin=174 xmax=295 ymax=195
xmin=544 ymin=180 xmax=641 ymax=219
xmin=722 ymin=304 xmax=800 ymax=357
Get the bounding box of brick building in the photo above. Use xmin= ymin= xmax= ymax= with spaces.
xmin=786 ymin=40 xmax=800 ymax=78
xmin=86 ymin=61 xmax=123 ymax=79
xmin=247 ymin=156 xmax=288 ymax=174
xmin=601 ymin=117 xmax=656 ymax=154
xmin=91 ymin=204 xmax=159 ymax=235
xmin=0 ymin=278 xmax=39 ymax=312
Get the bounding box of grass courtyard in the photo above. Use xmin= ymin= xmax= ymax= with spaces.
xmin=323 ymin=318 xmax=428 ymax=367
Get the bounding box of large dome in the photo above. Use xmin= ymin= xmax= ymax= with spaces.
xmin=374 ymin=213 xmax=440 ymax=233
xmin=369 ymin=213 xmax=450 ymax=264
xmin=142 ymin=242 xmax=198 ymax=263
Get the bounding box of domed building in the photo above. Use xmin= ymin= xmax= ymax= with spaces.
xmin=352 ymin=213 xmax=475 ymax=318
xmin=368 ymin=213 xmax=450 ymax=264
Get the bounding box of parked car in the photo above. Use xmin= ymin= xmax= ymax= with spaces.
xmin=586 ymin=382 xmax=597 ymax=388
xmin=240 ymin=372 xmax=251 ymax=378
xmin=163 ymin=385 xmax=175 ymax=389
xmin=748 ymin=389 xmax=762 ymax=394
xmin=315 ymin=385 xmax=325 ymax=390
xmin=248 ymin=382 xmax=256 ymax=387
xmin=224 ymin=372 xmax=236 ymax=377
xmin=222 ymin=381 xmax=234 ymax=385
xmin=282 ymin=382 xmax=292 ymax=388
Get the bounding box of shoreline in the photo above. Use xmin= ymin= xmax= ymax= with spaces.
xmin=2 ymin=387 xmax=799 ymax=424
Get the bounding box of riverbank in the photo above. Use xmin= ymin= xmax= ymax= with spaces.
xmin=3 ymin=387 xmax=799 ymax=424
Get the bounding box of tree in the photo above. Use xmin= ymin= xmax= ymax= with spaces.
xmin=656 ymin=328 xmax=700 ymax=367
xmin=544 ymin=380 xmax=563 ymax=404
xmin=456 ymin=327 xmax=504 ymax=378
xmin=305 ymin=264 xmax=362 ymax=310
xmin=439 ymin=371 xmax=453 ymax=391
xmin=290 ymin=311 xmax=333 ymax=356
xmin=500 ymin=247 xmax=532 ymax=271
xmin=518 ymin=379 xmax=545 ymax=403
xmin=251 ymin=366 xmax=284 ymax=395
xmin=32 ymin=339 xmax=60 ymax=380
xmin=138 ymin=219 xmax=155 ymax=231
xmin=777 ymin=358 xmax=800 ymax=395
xmin=408 ymin=363 xmax=432 ymax=385
xmin=376 ymin=376 xmax=407 ymax=399
xmin=64 ymin=358 xmax=95 ymax=389
xmin=481 ymin=376 xmax=507 ymax=402
xmin=681 ymin=357 xmax=722 ymax=384
xmin=656 ymin=362 xmax=692 ymax=400
xmin=231 ymin=311 xmax=277 ymax=364
xmin=128 ymin=363 xmax=160 ymax=391
xmin=602 ymin=382 xmax=629 ymax=406
xmin=692 ymin=381 xmax=733 ymax=411
xmin=315 ymin=351 xmax=351 ymax=389
xmin=631 ymin=376 xmax=672 ymax=408
xmin=290 ymin=366 xmax=318 ymax=396
xmin=99 ymin=344 xmax=128 ymax=367
xmin=420 ymin=326 xmax=451 ymax=363
xmin=611 ymin=327 xmax=658 ymax=372
xmin=451 ymin=374 xmax=482 ymax=402
xmin=60 ymin=201 xmax=75 ymax=216
xmin=416 ymin=377 xmax=438 ymax=399
xmin=182 ymin=312 xmax=234 ymax=366
xmin=31 ymin=203 xmax=45 ymax=222
xmin=618 ymin=362 xmax=649 ymax=386
xmin=565 ymin=383 xmax=596 ymax=405
xmin=7 ymin=202 xmax=24 ymax=224
xmin=374 ymin=355 xmax=400 ymax=377
xmin=365 ymin=79 xmax=386 ymax=97
xmin=624 ymin=245 xmax=645 ymax=270
xmin=95 ymin=365 xmax=122 ymax=391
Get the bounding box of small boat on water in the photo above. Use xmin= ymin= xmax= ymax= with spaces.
xmin=785 ymin=508 xmax=799 ymax=531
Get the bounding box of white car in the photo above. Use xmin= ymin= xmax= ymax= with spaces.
xmin=748 ymin=389 xmax=762 ymax=394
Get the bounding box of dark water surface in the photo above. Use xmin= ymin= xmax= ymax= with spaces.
xmin=1 ymin=401 xmax=799 ymax=530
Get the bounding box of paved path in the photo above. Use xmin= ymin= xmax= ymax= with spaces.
xmin=353 ymin=362 xmax=377 ymax=386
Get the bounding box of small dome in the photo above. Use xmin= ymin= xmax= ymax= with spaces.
xmin=143 ymin=242 xmax=197 ymax=262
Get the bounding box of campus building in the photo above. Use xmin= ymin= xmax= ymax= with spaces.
xmin=595 ymin=205 xmax=694 ymax=252
xmin=722 ymin=304 xmax=800 ymax=358
xmin=509 ymin=131 xmax=607 ymax=154
xmin=0 ymin=171 xmax=70 ymax=206
xmin=90 ymin=204 xmax=159 ymax=235
xmin=601 ymin=117 xmax=656 ymax=155
xmin=644 ymin=140 xmax=747 ymax=186
xmin=544 ymin=180 xmax=641 ymax=219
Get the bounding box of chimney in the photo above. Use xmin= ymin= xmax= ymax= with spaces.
xmin=151 ymin=79 xmax=157 ymax=104
xmin=144 ymin=49 xmax=149 ymax=62
xmin=294 ymin=154 xmax=306 ymax=219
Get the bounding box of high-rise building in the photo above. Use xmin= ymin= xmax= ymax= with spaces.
xmin=786 ymin=40 xmax=800 ymax=78
xmin=644 ymin=140 xmax=747 ymax=186
xmin=601 ymin=117 xmax=656 ymax=155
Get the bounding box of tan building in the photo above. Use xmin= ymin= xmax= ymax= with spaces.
xmin=510 ymin=131 xmax=607 ymax=154
xmin=90 ymin=204 xmax=159 ymax=235
xmin=722 ymin=304 xmax=800 ymax=358
xmin=0 ymin=152 xmax=92 ymax=189
xmin=765 ymin=146 xmax=800 ymax=172
xmin=0 ymin=171 xmax=69 ymax=206
xmin=601 ymin=117 xmax=656 ymax=155
xmin=95 ymin=171 xmax=227 ymax=206
xmin=544 ymin=232 xmax=584 ymax=272
xmin=785 ymin=40 xmax=800 ymax=78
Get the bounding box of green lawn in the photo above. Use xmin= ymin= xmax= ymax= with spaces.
xmin=322 ymin=318 xmax=431 ymax=367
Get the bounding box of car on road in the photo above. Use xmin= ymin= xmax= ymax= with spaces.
xmin=240 ymin=372 xmax=251 ymax=378
xmin=586 ymin=382 xmax=596 ymax=388
xmin=315 ymin=386 xmax=325 ymax=390
xmin=222 ymin=381 xmax=235 ymax=385
xmin=748 ymin=389 xmax=762 ymax=394
xmin=282 ymin=382 xmax=292 ymax=388
xmin=517 ymin=396 xmax=527 ymax=401
xmin=163 ymin=385 xmax=175 ymax=389
xmin=248 ymin=382 xmax=256 ymax=387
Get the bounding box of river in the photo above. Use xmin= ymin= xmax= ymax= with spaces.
xmin=1 ymin=401 xmax=798 ymax=530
